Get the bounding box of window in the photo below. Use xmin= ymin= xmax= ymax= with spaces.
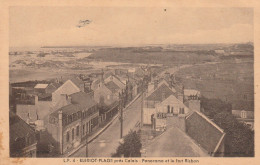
xmin=179 ymin=108 xmax=185 ymax=114
xmin=82 ymin=124 xmax=85 ymax=135
xmin=171 ymin=107 xmax=174 ymax=113
xmin=86 ymin=123 xmax=89 ymax=133
xmin=72 ymin=128 xmax=75 ymax=140
xmin=241 ymin=111 xmax=247 ymax=118
xmin=76 ymin=126 xmax=79 ymax=136
xmin=66 ymin=131 xmax=70 ymax=142
xmin=167 ymin=105 xmax=170 ymax=113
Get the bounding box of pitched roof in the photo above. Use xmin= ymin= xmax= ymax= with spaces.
xmin=160 ymin=95 xmax=188 ymax=108
xmin=16 ymin=105 xmax=38 ymax=122
xmin=70 ymin=91 xmax=97 ymax=106
xmin=186 ymin=111 xmax=225 ymax=155
xmin=54 ymin=79 xmax=80 ymax=95
xmin=146 ymin=123 xmax=208 ymax=157
xmin=69 ymin=77 xmax=84 ymax=88
xmin=105 ymin=81 xmax=120 ymax=93
xmin=50 ymin=92 xmax=97 ymax=118
xmin=34 ymin=84 xmax=49 ymax=89
xmin=9 ymin=112 xmax=36 ymax=143
xmin=146 ymin=83 xmax=176 ymax=102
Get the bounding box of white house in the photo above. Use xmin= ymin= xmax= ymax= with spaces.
xmin=153 ymin=95 xmax=190 ymax=131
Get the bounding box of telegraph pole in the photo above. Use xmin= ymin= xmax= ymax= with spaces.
xmin=141 ymin=77 xmax=146 ymax=128
xmin=141 ymin=85 xmax=144 ymax=128
xmin=86 ymin=132 xmax=88 ymax=157
xmin=119 ymin=92 xmax=123 ymax=139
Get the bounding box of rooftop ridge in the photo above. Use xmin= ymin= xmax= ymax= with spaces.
xmin=194 ymin=111 xmax=224 ymax=134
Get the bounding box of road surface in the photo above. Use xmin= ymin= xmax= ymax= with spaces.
xmin=71 ymin=96 xmax=142 ymax=157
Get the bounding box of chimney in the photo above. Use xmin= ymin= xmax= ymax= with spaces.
xmin=67 ymin=95 xmax=72 ymax=104
xmin=178 ymin=114 xmax=186 ymax=132
xmin=177 ymin=93 xmax=184 ymax=103
xmin=58 ymin=110 xmax=63 ymax=154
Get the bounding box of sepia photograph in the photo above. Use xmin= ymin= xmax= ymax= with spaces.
xmin=8 ymin=6 xmax=254 ymax=159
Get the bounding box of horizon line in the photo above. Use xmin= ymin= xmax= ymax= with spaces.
xmin=9 ymin=41 xmax=254 ymax=49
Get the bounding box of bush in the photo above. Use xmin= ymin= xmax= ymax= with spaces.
xmin=112 ymin=130 xmax=142 ymax=157
xmin=213 ymin=112 xmax=254 ymax=157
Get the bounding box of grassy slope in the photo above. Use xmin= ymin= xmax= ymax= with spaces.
xmin=87 ymin=48 xmax=218 ymax=65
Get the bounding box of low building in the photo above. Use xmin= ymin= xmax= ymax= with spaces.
xmin=232 ymin=110 xmax=254 ymax=130
xmin=10 ymin=112 xmax=37 ymax=157
xmin=34 ymin=84 xmax=49 ymax=93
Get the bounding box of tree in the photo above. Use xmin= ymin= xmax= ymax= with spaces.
xmin=201 ymin=97 xmax=254 ymax=157
xmin=201 ymin=97 xmax=232 ymax=119
xmin=112 ymin=130 xmax=142 ymax=157
xmin=213 ymin=112 xmax=254 ymax=157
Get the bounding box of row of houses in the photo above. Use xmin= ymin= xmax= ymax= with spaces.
xmin=10 ymin=66 xmax=149 ymax=157
xmin=141 ymin=77 xmax=225 ymax=157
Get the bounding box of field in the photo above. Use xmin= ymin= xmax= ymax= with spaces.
xmin=175 ymin=61 xmax=254 ymax=111
xmin=87 ymin=47 xmax=218 ymax=65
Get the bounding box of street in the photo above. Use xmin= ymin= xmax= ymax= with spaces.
xmin=71 ymin=96 xmax=142 ymax=157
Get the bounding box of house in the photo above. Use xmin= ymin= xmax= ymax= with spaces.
xmin=143 ymin=83 xmax=177 ymax=125
xmin=91 ymin=70 xmax=114 ymax=91
xmin=46 ymin=91 xmax=99 ymax=155
xmin=16 ymin=79 xmax=80 ymax=130
xmin=52 ymin=80 xmax=81 ymax=106
xmin=10 ymin=112 xmax=37 ymax=157
xmin=60 ymin=77 xmax=85 ymax=92
xmin=104 ymin=75 xmax=125 ymax=90
xmin=232 ymin=110 xmax=254 ymax=130
xmin=16 ymin=94 xmax=71 ymax=131
xmin=186 ymin=111 xmax=225 ymax=157
xmin=153 ymin=95 xmax=191 ymax=131
xmin=94 ymin=81 xmax=119 ymax=107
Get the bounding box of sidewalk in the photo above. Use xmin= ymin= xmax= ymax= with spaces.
xmin=62 ymin=93 xmax=141 ymax=157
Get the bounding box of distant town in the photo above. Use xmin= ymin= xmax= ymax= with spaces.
xmin=9 ymin=43 xmax=254 ymax=157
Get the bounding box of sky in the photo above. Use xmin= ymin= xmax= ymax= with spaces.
xmin=9 ymin=7 xmax=253 ymax=47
